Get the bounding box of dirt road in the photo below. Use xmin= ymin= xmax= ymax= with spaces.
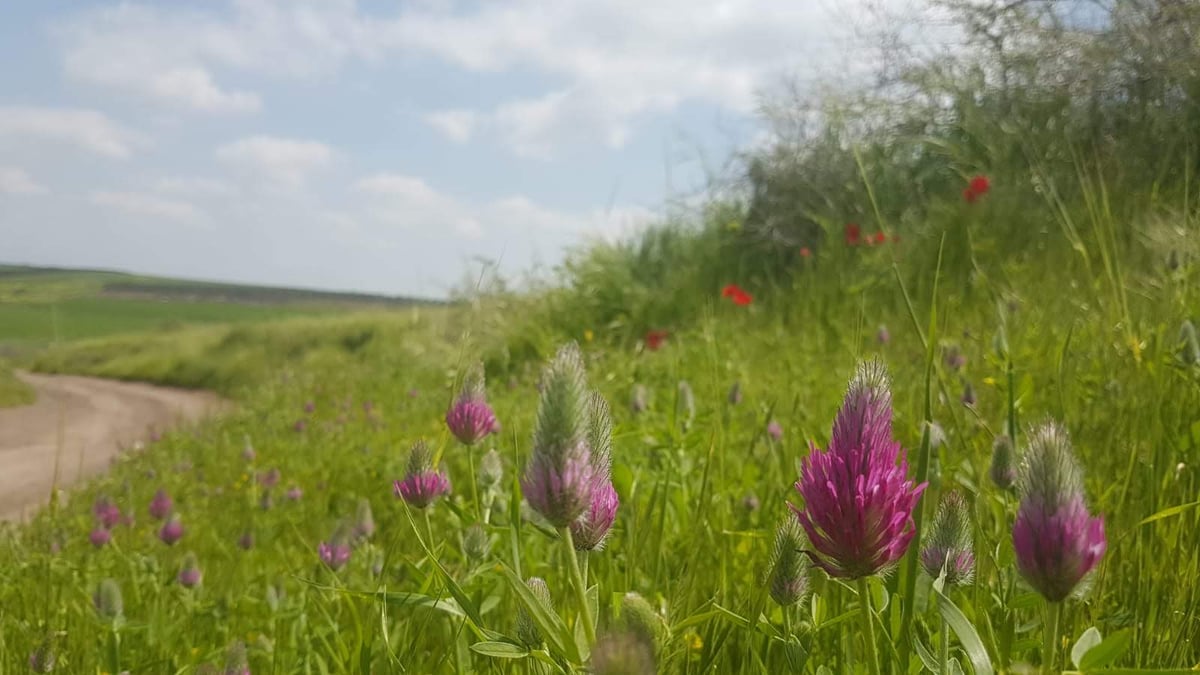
xmin=0 ymin=371 xmax=224 ymax=522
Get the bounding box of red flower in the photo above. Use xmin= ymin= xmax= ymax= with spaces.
xmin=799 ymin=246 xmax=812 ymax=258
xmin=722 ymin=284 xmax=753 ymax=306
xmin=845 ymin=223 xmax=861 ymax=245
xmin=964 ymin=175 xmax=990 ymax=203
xmin=873 ymin=231 xmax=886 ymax=245
xmin=644 ymin=329 xmax=669 ymax=351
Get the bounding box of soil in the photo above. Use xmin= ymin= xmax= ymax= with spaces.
xmin=0 ymin=371 xmax=224 ymax=522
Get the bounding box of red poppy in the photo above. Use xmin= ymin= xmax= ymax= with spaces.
xmin=845 ymin=223 xmax=861 ymax=245
xmin=722 ymin=284 xmax=753 ymax=306
xmin=873 ymin=231 xmax=886 ymax=245
xmin=963 ymin=175 xmax=990 ymax=203
xmin=799 ymin=246 xmax=812 ymax=258
xmin=644 ymin=329 xmax=669 ymax=351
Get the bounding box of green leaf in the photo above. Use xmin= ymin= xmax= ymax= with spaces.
xmin=379 ymin=591 xmax=467 ymax=620
xmin=1071 ymin=627 xmax=1102 ymax=669
xmin=1137 ymin=501 xmax=1200 ymax=527
xmin=1077 ymin=628 xmax=1133 ymax=669
xmin=913 ymin=635 xmax=940 ymax=673
xmin=934 ymin=589 xmax=993 ymax=675
xmin=499 ymin=564 xmax=581 ymax=664
xmin=469 ymin=641 xmax=529 ymax=659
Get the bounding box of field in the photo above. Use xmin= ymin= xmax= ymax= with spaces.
xmin=0 ymin=265 xmax=434 ymax=349
xmin=3 ymin=3 xmax=1200 ymax=673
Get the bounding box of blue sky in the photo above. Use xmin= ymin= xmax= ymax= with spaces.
xmin=0 ymin=0 xmax=936 ymax=298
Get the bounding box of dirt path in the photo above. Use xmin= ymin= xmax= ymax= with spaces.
xmin=0 ymin=371 xmax=224 ymax=522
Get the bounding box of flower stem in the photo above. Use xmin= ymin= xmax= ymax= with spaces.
xmin=856 ymin=577 xmax=882 ymax=675
xmin=467 ymin=446 xmax=480 ymax=521
xmin=561 ymin=527 xmax=596 ymax=647
xmin=423 ymin=510 xmax=435 ymax=555
xmin=1043 ymin=601 xmax=1062 ymax=672
xmin=940 ymin=615 xmax=951 ymax=675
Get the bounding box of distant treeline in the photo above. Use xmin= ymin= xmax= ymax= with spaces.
xmin=100 ymin=281 xmax=441 ymax=307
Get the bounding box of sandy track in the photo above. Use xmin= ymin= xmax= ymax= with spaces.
xmin=0 ymin=371 xmax=224 ymax=522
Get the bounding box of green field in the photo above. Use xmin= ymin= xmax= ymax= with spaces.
xmin=0 ymin=265 xmax=435 ymax=348
xmin=3 ymin=3 xmax=1200 ymax=673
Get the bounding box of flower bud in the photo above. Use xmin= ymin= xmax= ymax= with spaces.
xmin=990 ymin=434 xmax=1017 ymax=489
xmin=676 ymin=380 xmax=695 ymax=431
xmin=93 ymin=578 xmax=123 ymax=619
xmin=478 ymin=448 xmax=504 ymax=491
xmin=920 ymin=491 xmax=975 ymax=586
xmin=516 ymin=577 xmax=554 ymax=648
xmin=768 ymin=518 xmax=810 ymax=607
xmin=728 ymin=381 xmax=743 ymax=405
xmin=1180 ymin=320 xmax=1200 ymax=365
xmin=462 ymin=524 xmax=491 ymax=563
xmin=630 ymin=384 xmax=649 ymax=415
xmin=620 ymin=592 xmax=669 ymax=652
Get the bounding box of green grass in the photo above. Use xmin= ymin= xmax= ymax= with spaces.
xmin=1 ymin=209 xmax=1197 ymax=671
xmin=0 ymin=361 xmax=33 ymax=407
xmin=3 ymin=3 xmax=1200 ymax=670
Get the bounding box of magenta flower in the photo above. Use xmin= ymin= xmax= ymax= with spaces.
xmin=304 ymin=401 xmax=315 ymax=413
xmin=93 ymin=497 xmax=121 ymax=529
xmin=524 ymin=446 xmax=595 ymax=528
xmin=159 ymin=515 xmax=184 ymax=546
xmin=446 ymin=399 xmax=499 ymax=445
xmin=318 ymin=541 xmax=352 ymax=570
xmin=149 ymin=489 xmax=173 ymax=520
xmin=178 ymin=553 xmax=202 ymax=588
xmin=570 ymin=479 xmax=619 ymax=551
xmin=522 ymin=344 xmax=599 ymax=528
xmin=393 ymin=472 xmax=450 ymax=508
xmin=286 ymin=485 xmax=303 ymax=501
xmin=258 ymin=468 xmax=280 ymax=489
xmin=877 ymin=325 xmax=891 ymax=345
xmin=767 ymin=420 xmax=783 ymax=442
xmin=446 ymin=362 xmax=499 ymax=445
xmin=89 ymin=527 xmax=111 ymax=548
xmin=792 ymin=360 xmax=927 ymax=578
xmin=393 ymin=440 xmax=450 ymax=509
xmin=1012 ymin=422 xmax=1106 ymax=602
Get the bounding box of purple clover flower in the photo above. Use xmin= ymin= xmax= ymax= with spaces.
xmin=318 ymin=541 xmax=352 ymax=571
xmin=159 ymin=515 xmax=184 ymax=546
xmin=149 ymin=489 xmax=173 ymax=520
xmin=93 ymin=497 xmax=121 ymax=529
xmin=792 ymin=360 xmax=926 ymax=578
xmin=570 ymin=478 xmax=619 ymax=551
xmin=1012 ymin=422 xmax=1106 ymax=602
xmin=393 ymin=440 xmax=450 ymax=509
xmin=446 ymin=362 xmax=499 ymax=445
xmin=89 ymin=527 xmax=111 ymax=548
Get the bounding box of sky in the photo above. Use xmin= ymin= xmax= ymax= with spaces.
xmin=0 ymin=0 xmax=937 ymax=298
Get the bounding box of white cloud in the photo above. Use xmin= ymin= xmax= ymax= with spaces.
xmin=424 ymin=109 xmax=477 ymax=143
xmin=216 ymin=135 xmax=334 ymax=188
xmin=90 ymin=190 xmax=204 ymax=224
xmin=146 ymin=67 xmax=261 ymax=113
xmin=0 ymin=106 xmax=140 ymax=158
xmin=151 ymin=176 xmax=233 ymax=196
xmin=0 ymin=167 xmax=49 ymax=195
xmin=52 ymin=1 xmax=948 ymax=151
xmin=352 ymin=171 xmax=652 ymax=241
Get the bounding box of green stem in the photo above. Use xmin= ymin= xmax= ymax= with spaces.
xmin=580 ymin=551 xmax=590 ymax=591
xmin=423 ymin=510 xmax=436 ymax=556
xmin=561 ymin=527 xmax=596 ymax=647
xmin=940 ymin=615 xmax=951 ymax=675
xmin=857 ymin=578 xmax=882 ymax=675
xmin=467 ymin=446 xmax=480 ymax=522
xmin=1044 ymin=601 xmax=1062 ymax=673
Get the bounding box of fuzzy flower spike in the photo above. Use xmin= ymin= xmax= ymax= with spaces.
xmin=521 ymin=343 xmax=596 ymax=528
xmin=446 ymin=361 xmax=499 ymax=445
xmin=920 ymin=491 xmax=975 ymax=586
xmin=793 ymin=359 xmax=927 ymax=578
xmin=570 ymin=391 xmax=620 ymax=551
xmin=394 ymin=440 xmax=451 ymax=509
xmin=1012 ymin=421 xmax=1106 ymax=602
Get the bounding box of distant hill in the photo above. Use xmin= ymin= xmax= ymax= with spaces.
xmin=0 ymin=264 xmax=442 ymax=307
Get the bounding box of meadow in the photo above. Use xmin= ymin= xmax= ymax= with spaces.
xmin=2 ymin=2 xmax=1199 ymax=672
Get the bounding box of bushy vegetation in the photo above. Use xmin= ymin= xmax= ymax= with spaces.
xmin=2 ymin=0 xmax=1199 ymax=672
